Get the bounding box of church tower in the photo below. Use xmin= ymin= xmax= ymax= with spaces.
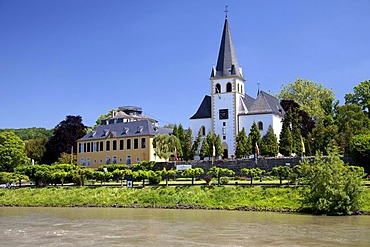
xmin=210 ymin=16 xmax=245 ymax=158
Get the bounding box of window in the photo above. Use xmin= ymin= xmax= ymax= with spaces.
xmin=241 ymin=85 xmax=243 ymax=93
xmin=99 ymin=141 xmax=104 ymax=151
xmin=93 ymin=142 xmax=97 ymax=152
xmin=215 ymin=83 xmax=221 ymax=93
xmin=113 ymin=140 xmax=117 ymax=151
xmin=127 ymin=139 xmax=131 ymax=150
xmin=238 ymin=84 xmax=240 ymax=93
xmin=106 ymin=141 xmax=110 ymax=151
xmin=141 ymin=138 xmax=146 ymax=149
xmin=86 ymin=157 xmax=91 ymax=167
xmin=134 ymin=138 xmax=138 ymax=149
xmin=80 ymin=158 xmax=84 ymax=166
xmin=105 ymin=156 xmax=110 ymax=164
xmin=119 ymin=158 xmax=123 ymax=163
xmin=201 ymin=126 xmax=206 ymax=136
xmin=120 ymin=140 xmax=124 ymax=150
xmin=79 ymin=143 xmax=84 ymax=153
xmin=223 ymin=122 xmax=226 ymax=126
xmin=258 ymin=121 xmax=263 ymax=130
xmin=226 ymin=82 xmax=232 ymax=92
xmin=100 ymin=159 xmax=103 ymax=164
xmin=126 ymin=155 xmax=131 ymax=165
xmin=136 ymin=157 xmax=140 ymax=163
xmin=223 ymin=136 xmax=226 ymax=140
xmin=93 ymin=159 xmax=97 ymax=164
xmin=112 ymin=156 xmax=117 ymax=164
xmin=87 ymin=142 xmax=90 ymax=152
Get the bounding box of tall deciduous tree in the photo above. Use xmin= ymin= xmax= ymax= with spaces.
xmin=277 ymin=78 xmax=336 ymax=122
xmin=345 ymin=80 xmax=370 ymax=118
xmin=0 ymin=131 xmax=29 ymax=172
xmin=25 ymin=138 xmax=47 ymax=164
xmin=349 ymin=134 xmax=370 ymax=174
xmin=235 ymin=127 xmax=248 ymax=158
xmin=261 ymin=125 xmax=279 ymax=157
xmin=43 ymin=115 xmax=87 ymax=164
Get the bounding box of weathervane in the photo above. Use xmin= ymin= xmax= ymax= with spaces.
xmin=224 ymin=5 xmax=229 ymax=18
xmin=257 ymin=81 xmax=261 ymax=94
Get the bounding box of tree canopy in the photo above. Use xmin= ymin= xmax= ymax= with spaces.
xmin=345 ymin=80 xmax=370 ymax=118
xmin=277 ymin=78 xmax=336 ymax=122
xmin=0 ymin=131 xmax=29 ymax=172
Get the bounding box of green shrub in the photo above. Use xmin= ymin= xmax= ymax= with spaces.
xmin=220 ymin=177 xmax=230 ymax=185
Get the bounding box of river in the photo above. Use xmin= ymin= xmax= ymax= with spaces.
xmin=0 ymin=207 xmax=369 ymax=246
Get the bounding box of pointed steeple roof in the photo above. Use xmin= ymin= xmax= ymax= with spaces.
xmin=212 ymin=17 xmax=243 ymax=79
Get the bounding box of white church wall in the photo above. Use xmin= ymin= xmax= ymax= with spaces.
xmin=238 ymin=113 xmax=282 ymax=140
xmin=190 ymin=118 xmax=212 ymax=139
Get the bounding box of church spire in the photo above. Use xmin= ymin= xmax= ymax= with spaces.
xmin=212 ymin=15 xmax=243 ymax=79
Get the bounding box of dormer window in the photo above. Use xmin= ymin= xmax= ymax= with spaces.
xmin=137 ymin=126 xmax=143 ymax=133
xmin=89 ymin=131 xmax=96 ymax=138
xmin=153 ymin=127 xmax=158 ymax=132
xmin=102 ymin=129 xmax=109 ymax=137
xmin=122 ymin=127 xmax=129 ymax=134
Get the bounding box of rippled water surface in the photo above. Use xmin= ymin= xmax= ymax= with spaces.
xmin=0 ymin=207 xmax=369 ymax=246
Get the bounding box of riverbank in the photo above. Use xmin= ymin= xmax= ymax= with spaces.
xmin=1 ymin=186 xmax=369 ymax=214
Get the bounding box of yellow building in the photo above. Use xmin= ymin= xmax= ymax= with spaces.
xmin=77 ymin=106 xmax=172 ymax=168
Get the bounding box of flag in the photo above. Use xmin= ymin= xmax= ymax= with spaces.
xmin=212 ymin=145 xmax=216 ymax=157
xmin=255 ymin=142 xmax=259 ymax=156
xmin=301 ymin=137 xmax=306 ymax=154
xmin=174 ymin=147 xmax=178 ymax=160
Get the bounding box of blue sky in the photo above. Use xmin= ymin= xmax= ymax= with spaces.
xmin=1 ymin=0 xmax=369 ymax=129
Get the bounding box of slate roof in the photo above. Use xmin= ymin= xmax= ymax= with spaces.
xmin=244 ymin=91 xmax=285 ymax=116
xmin=211 ymin=17 xmax=243 ymax=79
xmin=190 ymin=95 xmax=212 ymax=119
xmin=78 ymin=119 xmax=172 ymax=141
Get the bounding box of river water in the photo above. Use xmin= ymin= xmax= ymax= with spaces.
xmin=0 ymin=207 xmax=369 ymax=246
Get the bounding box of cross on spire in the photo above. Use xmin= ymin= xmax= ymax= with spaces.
xmin=224 ymin=5 xmax=229 ymax=18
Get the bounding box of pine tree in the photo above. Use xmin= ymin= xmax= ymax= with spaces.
xmin=178 ymin=124 xmax=185 ymax=144
xmin=200 ymin=134 xmax=210 ymax=159
xmin=235 ymin=127 xmax=248 ymax=158
xmin=248 ymin=122 xmax=261 ymax=155
xmin=291 ymin=109 xmax=303 ymax=155
xmin=191 ymin=128 xmax=203 ymax=158
xmin=172 ymin=124 xmax=178 ymax=138
xmin=183 ymin=128 xmax=193 ymax=160
xmin=261 ymin=125 xmax=279 ymax=157
xmin=214 ymin=134 xmax=223 ymax=158
xmin=279 ymin=118 xmax=293 ymax=156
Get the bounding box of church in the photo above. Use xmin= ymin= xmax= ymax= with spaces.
xmin=190 ymin=15 xmax=284 ymax=158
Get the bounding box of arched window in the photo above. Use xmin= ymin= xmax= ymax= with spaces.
xmin=258 ymin=121 xmax=263 ymax=131
xmin=215 ymin=83 xmax=221 ymax=93
xmin=237 ymin=84 xmax=240 ymax=93
xmin=241 ymin=85 xmax=243 ymax=93
xmin=226 ymin=82 xmax=232 ymax=92
xmin=201 ymin=126 xmax=206 ymax=136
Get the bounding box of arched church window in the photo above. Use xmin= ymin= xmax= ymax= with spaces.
xmin=215 ymin=84 xmax=221 ymax=94
xmin=238 ymin=84 xmax=240 ymax=93
xmin=226 ymin=82 xmax=232 ymax=92
xmin=258 ymin=121 xmax=263 ymax=131
xmin=201 ymin=126 xmax=206 ymax=136
xmin=241 ymin=85 xmax=243 ymax=93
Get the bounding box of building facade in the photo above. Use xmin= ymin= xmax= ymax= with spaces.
xmin=77 ymin=106 xmax=172 ymax=168
xmin=190 ymin=16 xmax=284 ymax=158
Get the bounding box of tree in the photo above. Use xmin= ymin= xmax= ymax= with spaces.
xmin=181 ymin=168 xmax=204 ymax=185
xmin=260 ymin=125 xmax=279 ymax=157
xmin=182 ymin=128 xmax=193 ymax=160
xmin=113 ymin=169 xmax=127 ymax=186
xmin=200 ymin=132 xmax=210 ymax=159
xmin=241 ymin=168 xmax=264 ymax=185
xmin=207 ymin=166 xmax=235 ymax=186
xmin=309 ymin=123 xmax=338 ymax=155
xmin=279 ymin=119 xmax=292 ymax=156
xmin=58 ymin=152 xmax=77 ymax=165
xmin=152 ymin=134 xmax=180 ymax=161
xmin=24 ymin=138 xmax=47 ymax=164
xmin=300 ymin=150 xmax=365 ymax=215
xmin=191 ymin=128 xmax=203 ymax=158
xmin=349 ymin=134 xmax=370 ymax=174
xmin=235 ymin=128 xmax=248 ymax=158
xmin=43 ymin=115 xmax=86 ymax=164
xmin=0 ymin=127 xmax=52 ymax=141
xmin=335 ymin=104 xmax=370 ymax=154
xmin=277 ymin=78 xmax=336 ymax=122
xmin=200 ymin=132 xmax=223 ymax=159
xmin=95 ymin=108 xmax=118 ymax=126
xmin=271 ymin=166 xmax=292 ymax=185
xmin=0 ymin=131 xmax=29 ymax=172
xmin=160 ymin=168 xmax=178 ymax=186
xmin=345 ymin=80 xmax=370 ymax=118
xmin=248 ymin=122 xmax=261 ymax=156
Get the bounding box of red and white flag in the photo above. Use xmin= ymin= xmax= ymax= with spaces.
xmin=255 ymin=142 xmax=259 ymax=156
